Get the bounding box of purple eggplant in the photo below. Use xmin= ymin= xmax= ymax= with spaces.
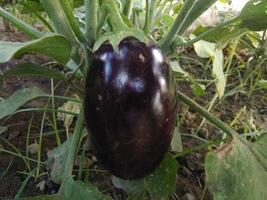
xmin=84 ymin=37 xmax=178 ymax=179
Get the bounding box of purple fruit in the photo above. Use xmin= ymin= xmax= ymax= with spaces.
xmin=84 ymin=37 xmax=177 ymax=179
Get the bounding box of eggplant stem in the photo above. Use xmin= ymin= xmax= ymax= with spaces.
xmin=177 ymin=91 xmax=238 ymax=138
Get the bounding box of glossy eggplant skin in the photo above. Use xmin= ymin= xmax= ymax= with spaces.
xmin=84 ymin=37 xmax=177 ymax=179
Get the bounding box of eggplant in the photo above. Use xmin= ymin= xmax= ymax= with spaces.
xmin=84 ymin=37 xmax=177 ymax=179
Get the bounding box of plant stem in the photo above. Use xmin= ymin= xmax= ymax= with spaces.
xmin=102 ymin=0 xmax=128 ymax=32
xmin=148 ymin=0 xmax=158 ymax=31
xmin=123 ymin=0 xmax=134 ymax=18
xmin=160 ymin=0 xmax=220 ymax=51
xmin=160 ymin=0 xmax=195 ymax=51
xmin=185 ymin=18 xmax=240 ymax=45
xmin=177 ymin=91 xmax=238 ymax=137
xmin=85 ymin=0 xmax=98 ymax=47
xmin=51 ymin=78 xmax=61 ymax=145
xmin=144 ymin=0 xmax=150 ymax=33
xmin=62 ymin=105 xmax=84 ymax=178
xmin=0 ymin=7 xmax=44 ymax=39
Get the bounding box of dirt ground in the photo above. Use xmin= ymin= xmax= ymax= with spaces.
xmin=0 ymin=30 xmax=266 ymax=200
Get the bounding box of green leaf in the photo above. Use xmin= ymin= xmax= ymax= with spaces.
xmin=112 ymin=153 xmax=178 ymax=199
xmin=171 ymin=127 xmax=183 ymax=152
xmin=1 ymin=63 xmax=65 ymax=80
xmin=205 ymin=136 xmax=267 ymax=200
xmin=47 ymin=137 xmax=72 ymax=184
xmin=94 ymin=28 xmax=148 ymax=52
xmin=20 ymin=195 xmax=58 ymax=200
xmin=20 ymin=0 xmax=44 ymax=14
xmin=0 ymin=87 xmax=46 ymax=120
xmin=61 ymin=176 xmax=112 ymax=200
xmin=0 ymin=34 xmax=71 ymax=64
xmin=258 ymin=80 xmax=267 ymax=89
xmin=239 ymin=0 xmax=267 ymax=31
xmin=253 ymin=133 xmax=267 ymax=159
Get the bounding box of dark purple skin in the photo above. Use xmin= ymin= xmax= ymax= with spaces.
xmin=84 ymin=37 xmax=178 ymax=179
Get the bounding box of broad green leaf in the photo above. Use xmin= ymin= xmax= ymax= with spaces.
xmin=112 ymin=153 xmax=178 ymax=199
xmin=239 ymin=0 xmax=267 ymax=31
xmin=20 ymin=195 xmax=58 ymax=200
xmin=205 ymin=136 xmax=267 ymax=200
xmin=171 ymin=127 xmax=183 ymax=152
xmin=1 ymin=63 xmax=65 ymax=80
xmin=193 ymin=39 xmax=226 ymax=98
xmin=61 ymin=176 xmax=112 ymax=200
xmin=47 ymin=137 xmax=72 ymax=184
xmin=0 ymin=87 xmax=46 ymax=120
xmin=0 ymin=34 xmax=71 ymax=64
xmin=40 ymin=0 xmax=83 ymax=44
xmin=253 ymin=133 xmax=267 ymax=159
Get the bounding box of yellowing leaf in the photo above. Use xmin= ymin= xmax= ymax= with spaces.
xmin=193 ymin=38 xmax=226 ymax=98
xmin=212 ymin=49 xmax=226 ymax=98
xmin=57 ymin=97 xmax=81 ymax=129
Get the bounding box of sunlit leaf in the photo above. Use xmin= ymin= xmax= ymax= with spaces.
xmin=193 ymin=39 xmax=226 ymax=98
xmin=212 ymin=49 xmax=226 ymax=98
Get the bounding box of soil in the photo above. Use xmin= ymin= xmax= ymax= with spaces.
xmin=0 ymin=29 xmax=266 ymax=200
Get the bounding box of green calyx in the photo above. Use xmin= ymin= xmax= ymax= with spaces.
xmin=93 ymin=0 xmax=148 ymax=52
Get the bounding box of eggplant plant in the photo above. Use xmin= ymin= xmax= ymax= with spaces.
xmin=0 ymin=0 xmax=267 ymax=199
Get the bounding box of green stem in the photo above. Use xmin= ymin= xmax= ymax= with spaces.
xmin=144 ymin=0 xmax=150 ymax=34
xmin=123 ymin=0 xmax=134 ymax=18
xmin=160 ymin=0 xmax=195 ymax=51
xmin=185 ymin=18 xmax=240 ymax=45
xmin=148 ymin=0 xmax=158 ymax=31
xmin=175 ymin=138 xmax=229 ymax=158
xmin=51 ymin=78 xmax=61 ymax=145
xmin=160 ymin=0 xmax=222 ymax=51
xmin=0 ymin=7 xmax=43 ymax=39
xmin=85 ymin=0 xmax=98 ymax=47
xmin=102 ymin=0 xmax=128 ymax=32
xmin=177 ymin=91 xmax=238 ymax=137
xmin=62 ymin=105 xmax=84 ymax=178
